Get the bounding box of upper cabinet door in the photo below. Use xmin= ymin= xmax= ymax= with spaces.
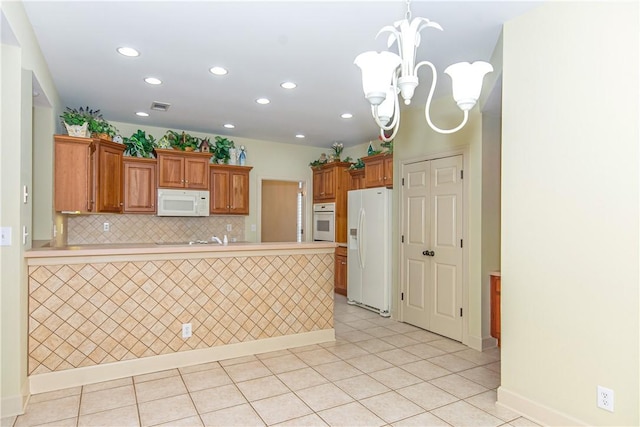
xmin=54 ymin=136 xmax=93 ymax=212
xmin=229 ymin=170 xmax=250 ymax=214
xmin=123 ymin=158 xmax=157 ymax=213
xmin=158 ymin=152 xmax=185 ymax=188
xmin=184 ymin=157 xmax=209 ymax=189
xmin=210 ymin=168 xmax=231 ymax=213
xmin=96 ymin=142 xmax=124 ymax=213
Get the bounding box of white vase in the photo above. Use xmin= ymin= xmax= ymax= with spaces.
xmin=65 ymin=122 xmax=90 ymax=138
xmin=228 ymin=148 xmax=237 ymax=165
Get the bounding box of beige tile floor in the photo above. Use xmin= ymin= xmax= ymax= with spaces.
xmin=2 ymin=294 xmax=538 ymax=427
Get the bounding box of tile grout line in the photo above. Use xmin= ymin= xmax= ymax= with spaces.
xmin=75 ymin=385 xmax=83 ymax=427
xmin=130 ymin=377 xmax=142 ymax=427
xmin=177 ymin=369 xmax=205 ymax=427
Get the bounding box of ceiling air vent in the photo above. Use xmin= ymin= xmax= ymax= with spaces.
xmin=150 ymin=101 xmax=171 ymax=112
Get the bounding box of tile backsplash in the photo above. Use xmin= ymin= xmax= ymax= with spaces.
xmin=66 ymin=214 xmax=245 ymax=245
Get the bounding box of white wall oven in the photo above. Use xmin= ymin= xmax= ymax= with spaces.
xmin=313 ymin=203 xmax=335 ymax=242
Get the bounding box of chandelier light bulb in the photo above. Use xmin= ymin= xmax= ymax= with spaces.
xmin=444 ymin=61 xmax=494 ymax=111
xmin=354 ymin=51 xmax=402 ymax=106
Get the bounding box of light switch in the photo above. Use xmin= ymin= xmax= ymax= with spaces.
xmin=0 ymin=227 xmax=11 ymax=246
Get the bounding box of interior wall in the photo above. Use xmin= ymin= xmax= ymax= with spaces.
xmin=500 ymin=2 xmax=639 ymax=425
xmin=480 ymin=113 xmax=501 ymax=340
xmin=0 ymin=42 xmax=28 ymax=419
xmin=32 ymin=105 xmax=54 ymax=242
xmin=1 ymin=1 xmax=61 ymax=417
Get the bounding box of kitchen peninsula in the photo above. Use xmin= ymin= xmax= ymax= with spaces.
xmin=25 ymin=241 xmax=335 ymax=393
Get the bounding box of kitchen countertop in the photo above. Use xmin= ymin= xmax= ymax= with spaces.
xmin=25 ymin=241 xmax=337 ymax=259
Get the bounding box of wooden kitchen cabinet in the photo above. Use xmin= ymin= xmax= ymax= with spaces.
xmin=490 ymin=272 xmax=501 ymax=347
xmin=311 ymin=162 xmax=350 ymax=243
xmin=363 ymin=153 xmax=393 ymax=188
xmin=209 ymin=165 xmax=252 ymax=215
xmin=348 ymin=169 xmax=365 ymax=191
xmin=123 ymin=157 xmax=157 ymax=213
xmin=54 ymin=135 xmax=124 ymax=213
xmin=156 ymin=148 xmax=211 ymax=189
xmin=335 ymin=246 xmax=347 ymax=296
xmin=312 ymin=162 xmax=350 ymax=203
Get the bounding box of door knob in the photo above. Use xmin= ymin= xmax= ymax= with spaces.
xmin=422 ymin=250 xmax=435 ymax=257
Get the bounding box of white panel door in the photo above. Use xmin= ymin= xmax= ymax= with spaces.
xmin=429 ymin=155 xmax=463 ymax=340
xmin=401 ymin=155 xmax=463 ymax=341
xmin=401 ymin=162 xmax=431 ymax=329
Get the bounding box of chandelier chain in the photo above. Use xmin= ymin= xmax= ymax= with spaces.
xmin=405 ymin=0 xmax=412 ymax=20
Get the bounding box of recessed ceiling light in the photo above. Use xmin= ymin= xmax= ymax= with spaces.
xmin=295 ymin=134 xmax=305 ymax=139
xmin=341 ymin=113 xmax=353 ymax=119
xmin=256 ymin=98 xmax=270 ymax=105
xmin=223 ymin=123 xmax=235 ymax=129
xmin=117 ymin=47 xmax=140 ymax=57
xmin=144 ymin=77 xmax=162 ymax=85
xmin=210 ymin=66 xmax=228 ymax=76
xmin=280 ymin=81 xmax=297 ymax=89
xmin=136 ymin=112 xmax=149 ymax=117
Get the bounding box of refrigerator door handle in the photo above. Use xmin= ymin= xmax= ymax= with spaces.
xmin=358 ymin=208 xmax=365 ymax=269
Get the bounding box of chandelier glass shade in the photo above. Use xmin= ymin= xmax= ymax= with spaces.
xmin=354 ymin=3 xmax=493 ymax=141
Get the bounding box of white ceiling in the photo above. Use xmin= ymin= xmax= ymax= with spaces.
xmin=22 ymin=1 xmax=540 ymax=148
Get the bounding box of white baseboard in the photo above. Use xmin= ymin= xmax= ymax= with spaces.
xmin=466 ymin=334 xmax=497 ymax=351
xmin=30 ymin=329 xmax=335 ymax=395
xmin=497 ymin=386 xmax=588 ymax=426
xmin=0 ymin=382 xmax=29 ymax=418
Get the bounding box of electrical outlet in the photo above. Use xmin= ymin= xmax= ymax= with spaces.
xmin=182 ymin=323 xmax=192 ymax=338
xmin=597 ymin=386 xmax=614 ymax=412
xmin=0 ymin=227 xmax=11 ymax=246
xmin=103 ymin=222 xmax=110 ymax=232
xmin=226 ymin=224 xmax=232 ymax=232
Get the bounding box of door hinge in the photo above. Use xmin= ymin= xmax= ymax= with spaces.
xmin=402 ymin=177 xmax=405 ymax=186
xmin=460 ymin=308 xmax=463 ymax=317
xmin=401 ymin=292 xmax=404 ymax=301
xmin=460 ymin=239 xmax=463 ymax=248
xmin=460 ymin=170 xmax=464 ymax=179
xmin=401 ymin=235 xmax=404 ymax=243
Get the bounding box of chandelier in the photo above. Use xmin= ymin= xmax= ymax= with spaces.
xmin=354 ymin=0 xmax=493 ymax=141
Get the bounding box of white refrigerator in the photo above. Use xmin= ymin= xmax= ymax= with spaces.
xmin=347 ymin=187 xmax=392 ymax=317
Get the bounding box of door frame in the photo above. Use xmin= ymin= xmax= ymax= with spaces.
xmin=257 ymin=175 xmax=310 ymax=243
xmin=398 ymin=148 xmax=470 ymax=346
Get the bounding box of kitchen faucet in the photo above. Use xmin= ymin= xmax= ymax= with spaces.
xmin=210 ymin=236 xmax=223 ymax=244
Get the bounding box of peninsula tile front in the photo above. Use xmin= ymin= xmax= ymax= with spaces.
xmin=28 ymin=253 xmax=334 ymax=375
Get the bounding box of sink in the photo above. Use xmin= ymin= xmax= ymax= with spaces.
xmin=155 ymin=240 xmax=222 ymax=246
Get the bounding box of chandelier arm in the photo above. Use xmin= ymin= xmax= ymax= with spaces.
xmin=416 ymin=60 xmax=469 ymax=134
xmin=379 ymin=118 xmax=399 ymax=142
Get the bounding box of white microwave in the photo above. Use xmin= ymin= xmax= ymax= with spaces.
xmin=157 ymin=189 xmax=209 ymax=217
